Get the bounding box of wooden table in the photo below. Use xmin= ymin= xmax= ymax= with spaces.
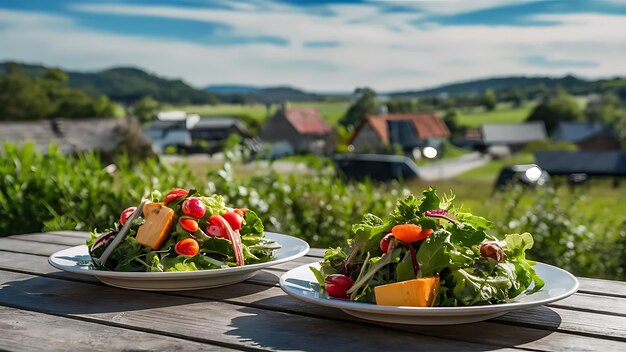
xmin=0 ymin=231 xmax=624 ymax=352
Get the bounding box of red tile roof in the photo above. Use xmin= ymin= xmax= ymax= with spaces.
xmin=354 ymin=113 xmax=450 ymax=143
xmin=283 ymin=108 xmax=332 ymax=135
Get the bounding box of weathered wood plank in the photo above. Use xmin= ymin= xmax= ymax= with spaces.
xmin=8 ymin=232 xmax=87 ymax=247
xmin=46 ymin=231 xmax=91 ymax=239
xmin=2 ymin=251 xmax=625 ymax=351
xmin=0 ymin=249 xmax=624 ymax=350
xmin=177 ymin=284 xmax=626 ymax=351
xmin=306 ymin=248 xmax=325 ymax=258
xmin=551 ymin=292 xmax=626 ymax=316
xmin=0 ymin=271 xmax=515 ymax=352
xmin=577 ymin=277 xmax=626 ymax=298
xmin=0 ymin=238 xmax=67 ymax=257
xmin=0 ymin=306 xmax=237 ymax=352
xmin=0 ymin=251 xmax=100 ymax=284
xmin=495 ymin=306 xmax=626 ymax=340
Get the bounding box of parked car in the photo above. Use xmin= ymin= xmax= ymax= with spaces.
xmin=332 ymin=153 xmax=420 ymax=182
xmin=494 ymin=164 xmax=550 ymax=190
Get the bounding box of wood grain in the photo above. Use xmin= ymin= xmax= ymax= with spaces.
xmin=0 ymin=306 xmax=236 ymax=352
xmin=0 ymin=270 xmax=514 ymax=352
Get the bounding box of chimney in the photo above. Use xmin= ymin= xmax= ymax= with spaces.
xmin=377 ymin=104 xmax=388 ymax=116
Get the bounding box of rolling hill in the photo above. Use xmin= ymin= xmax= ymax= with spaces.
xmin=389 ymin=75 xmax=626 ymax=98
xmin=205 ymin=85 xmax=325 ymax=103
xmin=0 ymin=62 xmax=219 ymax=105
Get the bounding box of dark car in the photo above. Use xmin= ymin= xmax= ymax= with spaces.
xmin=494 ymin=164 xmax=550 ymax=190
xmin=332 ymin=153 xmax=420 ymax=182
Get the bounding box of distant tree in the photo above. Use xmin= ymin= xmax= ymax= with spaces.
xmin=387 ymin=99 xmax=417 ymax=113
xmin=586 ymin=92 xmax=622 ymax=124
xmin=443 ymin=109 xmax=461 ymax=138
xmin=526 ymin=90 xmax=583 ymax=133
xmin=340 ymin=87 xmax=377 ymax=129
xmin=131 ymin=96 xmax=161 ymax=124
xmin=482 ymin=89 xmax=497 ymax=111
xmin=0 ymin=67 xmax=55 ymax=120
xmin=0 ymin=66 xmax=117 ymax=121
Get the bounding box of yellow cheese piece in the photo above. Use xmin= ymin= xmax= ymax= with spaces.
xmin=135 ymin=202 xmax=174 ymax=250
xmin=374 ymin=276 xmax=440 ymax=307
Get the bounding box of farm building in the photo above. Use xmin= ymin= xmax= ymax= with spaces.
xmin=465 ymin=122 xmax=547 ymax=154
xmin=259 ymin=106 xmax=334 ymax=154
xmin=144 ymin=112 xmax=252 ymax=154
xmin=552 ymin=122 xmax=621 ymax=150
xmin=349 ymin=113 xmax=450 ymax=155
xmin=0 ymin=117 xmax=150 ymax=156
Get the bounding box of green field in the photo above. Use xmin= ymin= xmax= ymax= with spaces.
xmin=455 ymin=102 xmax=535 ymax=128
xmin=176 ymin=100 xmax=533 ymax=129
xmin=176 ymin=101 xmax=350 ymax=124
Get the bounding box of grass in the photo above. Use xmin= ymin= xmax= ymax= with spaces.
xmin=173 ymin=100 xmax=350 ymax=125
xmin=176 ymin=104 xmax=270 ymax=121
xmin=175 ymin=100 xmax=538 ymax=129
xmin=456 ymin=102 xmax=535 ymax=128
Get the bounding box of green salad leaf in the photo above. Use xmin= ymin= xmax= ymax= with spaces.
xmin=311 ymin=187 xmax=545 ymax=307
xmin=87 ymin=188 xmax=279 ymax=272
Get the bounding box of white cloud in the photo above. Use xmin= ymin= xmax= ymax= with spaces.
xmin=0 ymin=3 xmax=625 ymax=91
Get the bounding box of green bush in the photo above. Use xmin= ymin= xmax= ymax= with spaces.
xmin=0 ymin=142 xmax=199 ymax=236
xmin=1 ymin=142 xmax=624 ymax=280
xmin=489 ymin=185 xmax=625 ymax=280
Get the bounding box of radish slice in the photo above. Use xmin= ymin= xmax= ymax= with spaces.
xmin=96 ymin=199 xmax=148 ymax=267
xmin=214 ymin=215 xmax=244 ymax=266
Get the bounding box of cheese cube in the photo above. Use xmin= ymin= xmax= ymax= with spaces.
xmin=374 ymin=276 xmax=440 ymax=307
xmin=136 ymin=202 xmax=174 ymax=250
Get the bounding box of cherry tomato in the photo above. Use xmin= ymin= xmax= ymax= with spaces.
xmin=419 ymin=228 xmax=434 ymax=240
xmin=391 ymin=224 xmax=423 ymax=243
xmin=179 ymin=216 xmax=199 ymax=233
xmin=379 ymin=233 xmax=395 ymax=254
xmin=182 ymin=197 xmax=206 ymax=218
xmin=175 ymin=238 xmax=200 ymax=256
xmin=222 ymin=212 xmax=243 ymax=231
xmin=119 ymin=207 xmax=136 ymax=226
xmin=164 ymin=188 xmax=188 ymax=205
xmin=324 ymin=274 xmax=354 ymax=298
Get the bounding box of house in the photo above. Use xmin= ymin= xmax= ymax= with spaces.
xmin=349 ymin=113 xmax=450 ymax=155
xmin=465 ymin=122 xmax=547 ymax=154
xmin=535 ymin=150 xmax=626 ymax=176
xmin=0 ymin=117 xmax=150 ymax=155
xmin=259 ymin=106 xmax=334 ymax=154
xmin=552 ymin=122 xmax=621 ymax=150
xmin=144 ymin=112 xmax=252 ymax=154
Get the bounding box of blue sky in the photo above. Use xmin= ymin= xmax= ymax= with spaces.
xmin=0 ymin=0 xmax=625 ymax=91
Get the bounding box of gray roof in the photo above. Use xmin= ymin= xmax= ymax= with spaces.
xmin=535 ymin=150 xmax=626 ymax=176
xmin=145 ymin=117 xmax=250 ymax=136
xmin=481 ymin=122 xmax=547 ymax=145
xmin=0 ymin=118 xmax=129 ymax=153
xmin=552 ymin=122 xmax=616 ymax=143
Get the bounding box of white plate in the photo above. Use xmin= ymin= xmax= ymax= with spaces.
xmin=49 ymin=232 xmax=309 ymax=291
xmin=280 ymin=262 xmax=578 ymax=325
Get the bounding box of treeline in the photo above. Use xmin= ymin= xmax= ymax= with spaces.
xmin=0 ymin=63 xmax=117 ymax=121
xmin=0 ymin=62 xmax=219 ymax=105
xmin=392 ymin=75 xmax=626 ymax=102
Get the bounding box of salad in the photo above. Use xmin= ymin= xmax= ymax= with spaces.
xmin=311 ymin=188 xmax=544 ymax=307
xmin=87 ymin=188 xmax=280 ymax=272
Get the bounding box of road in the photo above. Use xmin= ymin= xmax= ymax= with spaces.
xmin=417 ymin=152 xmax=491 ymax=181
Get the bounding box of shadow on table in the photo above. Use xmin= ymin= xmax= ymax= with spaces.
xmin=0 ymin=275 xmax=215 ymax=314
xmin=225 ymin=297 xmax=562 ymax=352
